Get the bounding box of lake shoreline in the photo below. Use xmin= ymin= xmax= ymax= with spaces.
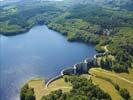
xmin=1 ymin=24 xmax=98 ymax=45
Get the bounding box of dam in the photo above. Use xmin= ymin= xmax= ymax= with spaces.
xmin=46 ymin=52 xmax=109 ymax=88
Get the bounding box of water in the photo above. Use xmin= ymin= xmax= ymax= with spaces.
xmin=0 ymin=25 xmax=97 ymax=100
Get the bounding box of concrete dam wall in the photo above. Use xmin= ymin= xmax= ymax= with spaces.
xmin=46 ymin=53 xmax=108 ymax=88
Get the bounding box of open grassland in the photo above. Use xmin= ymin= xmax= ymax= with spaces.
xmin=89 ymin=68 xmax=133 ymax=98
xmin=114 ymin=69 xmax=133 ymax=82
xmin=91 ymin=76 xmax=123 ymax=100
xmin=28 ymin=77 xmax=72 ymax=100
xmin=101 ymin=45 xmax=109 ymax=52
xmin=47 ymin=78 xmax=72 ymax=93
xmin=28 ymin=80 xmax=45 ymax=100
xmin=81 ymin=74 xmax=122 ymax=100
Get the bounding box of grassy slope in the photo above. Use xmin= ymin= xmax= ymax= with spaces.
xmin=47 ymin=78 xmax=72 ymax=93
xmin=28 ymin=80 xmax=45 ymax=100
xmin=89 ymin=68 xmax=133 ymax=98
xmin=81 ymin=74 xmax=122 ymax=100
xmin=28 ymin=68 xmax=133 ymax=100
xmin=114 ymin=69 xmax=133 ymax=82
xmin=91 ymin=76 xmax=123 ymax=100
xmin=28 ymin=78 xmax=72 ymax=100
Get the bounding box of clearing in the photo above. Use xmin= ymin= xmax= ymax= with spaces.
xmin=89 ymin=68 xmax=133 ymax=98
xmin=28 ymin=77 xmax=72 ymax=100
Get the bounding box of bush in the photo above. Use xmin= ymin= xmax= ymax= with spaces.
xmin=114 ymin=83 xmax=120 ymax=91
xmin=112 ymin=64 xmax=128 ymax=73
xmin=64 ymin=77 xmax=68 ymax=83
xmin=119 ymin=88 xmax=130 ymax=100
xmin=20 ymin=84 xmax=35 ymax=100
xmin=95 ymin=45 xmax=105 ymax=53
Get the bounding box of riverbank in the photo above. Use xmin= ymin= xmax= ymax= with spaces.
xmin=1 ymin=29 xmax=29 ymax=36
xmin=0 ymin=23 xmax=44 ymax=36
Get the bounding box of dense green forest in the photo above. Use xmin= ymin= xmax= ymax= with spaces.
xmin=0 ymin=1 xmax=63 ymax=35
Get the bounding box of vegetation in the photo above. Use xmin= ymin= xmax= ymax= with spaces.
xmin=21 ymin=68 xmax=133 ymax=100
xmin=20 ymin=84 xmax=35 ymax=100
xmin=119 ymin=88 xmax=130 ymax=100
xmin=108 ymin=27 xmax=133 ymax=72
xmin=0 ymin=1 xmax=62 ymax=35
xmin=91 ymin=76 xmax=123 ymax=100
xmin=114 ymin=68 xmax=133 ymax=82
xmin=27 ymin=78 xmax=72 ymax=100
xmin=95 ymin=44 xmax=106 ymax=53
xmin=89 ymin=68 xmax=133 ymax=98
xmin=42 ymin=76 xmax=111 ymax=100
xmin=113 ymin=83 xmax=131 ymax=100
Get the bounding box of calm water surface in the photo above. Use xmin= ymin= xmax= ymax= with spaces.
xmin=0 ymin=25 xmax=97 ymax=100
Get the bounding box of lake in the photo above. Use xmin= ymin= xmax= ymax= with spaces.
xmin=0 ymin=25 xmax=97 ymax=100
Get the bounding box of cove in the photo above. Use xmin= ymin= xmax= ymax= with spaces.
xmin=0 ymin=25 xmax=97 ymax=100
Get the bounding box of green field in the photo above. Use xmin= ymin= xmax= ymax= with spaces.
xmin=114 ymin=69 xmax=133 ymax=82
xmin=91 ymin=76 xmax=123 ymax=100
xmin=81 ymin=74 xmax=122 ymax=100
xmin=89 ymin=68 xmax=133 ymax=98
xmin=28 ymin=77 xmax=72 ymax=100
